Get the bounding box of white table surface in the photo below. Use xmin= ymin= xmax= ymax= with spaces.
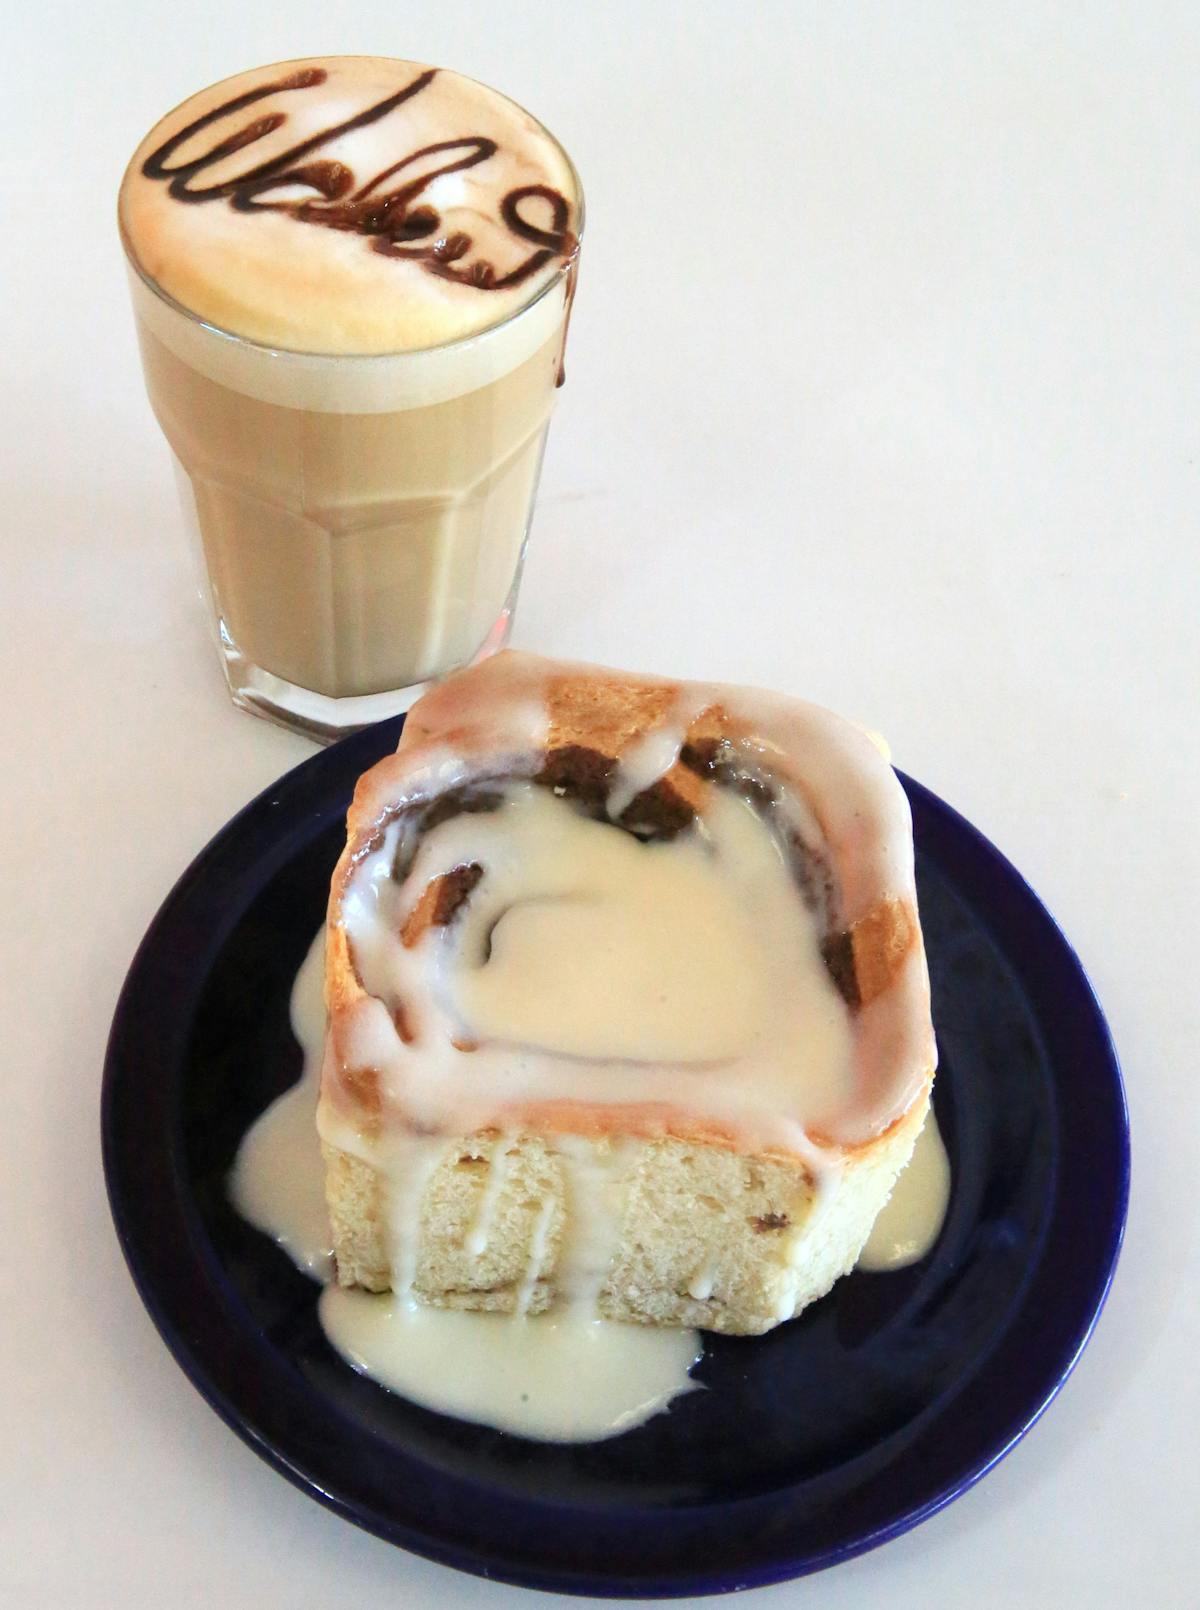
xmin=3 ymin=3 xmax=1196 ymax=1605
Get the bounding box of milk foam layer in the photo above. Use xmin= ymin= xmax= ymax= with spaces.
xmin=127 ymin=263 xmax=568 ymax=412
xmin=120 ymin=56 xmax=581 ymax=361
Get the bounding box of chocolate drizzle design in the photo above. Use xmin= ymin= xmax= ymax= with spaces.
xmin=142 ymin=66 xmax=577 ymax=293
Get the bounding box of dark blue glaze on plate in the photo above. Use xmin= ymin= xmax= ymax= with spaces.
xmin=101 ymin=718 xmax=1129 ymax=1596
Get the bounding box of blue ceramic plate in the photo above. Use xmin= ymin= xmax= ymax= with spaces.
xmin=102 ymin=718 xmax=1128 ymax=1597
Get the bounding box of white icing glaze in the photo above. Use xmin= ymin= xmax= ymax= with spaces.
xmin=771 ymin=1155 xmax=846 ymax=1321
xmin=333 ymin=781 xmax=856 ymax=1153
xmin=120 ymin=56 xmax=580 ymax=359
xmin=515 ymin=1196 xmax=557 ymax=1316
xmin=230 ymin=927 xmax=701 ymax=1442
xmin=604 ymin=690 xmax=712 ymax=820
xmin=464 ymin=1129 xmax=517 ymax=1256
xmin=229 ymin=923 xmax=947 ymax=1440
xmin=227 ymin=930 xmax=333 ymax=1279
xmin=857 ymin=1109 xmax=951 ymax=1271
xmin=552 ymin=1136 xmax=640 ymax=1310
xmin=318 ymin=1291 xmax=702 ymax=1442
xmin=344 ymin=652 xmax=930 ymax=1031
xmin=384 ymin=1136 xmax=452 ymax=1298
xmin=443 ymin=788 xmax=799 ymax=1064
xmin=687 ymin=1257 xmax=718 ymax=1302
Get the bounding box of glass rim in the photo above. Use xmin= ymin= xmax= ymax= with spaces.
xmin=118 ymin=53 xmax=585 ymax=365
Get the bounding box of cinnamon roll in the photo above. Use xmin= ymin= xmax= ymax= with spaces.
xmin=319 ymin=652 xmax=936 ymax=1335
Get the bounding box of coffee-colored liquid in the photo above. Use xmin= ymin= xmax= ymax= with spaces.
xmin=120 ymin=58 xmax=581 ymax=730
xmin=135 ymin=316 xmax=562 ymax=699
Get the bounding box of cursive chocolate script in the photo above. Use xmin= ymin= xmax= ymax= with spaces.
xmin=142 ymin=66 xmax=577 ymax=291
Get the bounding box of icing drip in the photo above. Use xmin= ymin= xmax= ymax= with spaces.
xmin=857 ymin=1110 xmax=951 ymax=1271
xmin=230 ymin=929 xmax=703 ymax=1442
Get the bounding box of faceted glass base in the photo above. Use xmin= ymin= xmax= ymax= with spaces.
xmin=219 ymin=605 xmax=515 ymax=745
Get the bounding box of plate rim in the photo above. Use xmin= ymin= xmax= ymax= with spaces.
xmin=101 ymin=721 xmax=1130 ymax=1597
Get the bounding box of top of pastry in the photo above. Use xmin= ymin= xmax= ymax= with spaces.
xmin=325 ymin=652 xmax=936 ymax=1159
